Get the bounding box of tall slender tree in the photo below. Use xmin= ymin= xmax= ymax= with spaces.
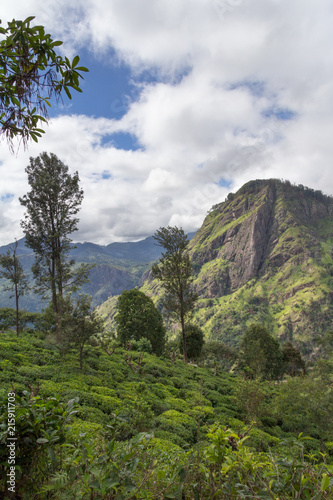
xmin=0 ymin=239 xmax=28 ymax=336
xmin=19 ymin=152 xmax=90 ymax=339
xmin=61 ymin=294 xmax=104 ymax=370
xmin=152 ymin=226 xmax=197 ymax=363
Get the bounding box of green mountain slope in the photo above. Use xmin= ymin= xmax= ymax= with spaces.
xmin=0 ymin=238 xmax=161 ymax=311
xmin=0 ymin=234 xmax=197 ymax=311
xmin=139 ymin=179 xmax=333 ymax=354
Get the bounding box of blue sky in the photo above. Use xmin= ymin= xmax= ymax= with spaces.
xmin=0 ymin=0 xmax=333 ymax=245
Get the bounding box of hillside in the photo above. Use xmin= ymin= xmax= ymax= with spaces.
xmin=1 ymin=329 xmax=333 ymax=497
xmin=0 ymin=234 xmax=196 ymax=311
xmin=139 ymin=179 xmax=333 ymax=354
xmin=0 ymin=237 xmax=162 ymax=311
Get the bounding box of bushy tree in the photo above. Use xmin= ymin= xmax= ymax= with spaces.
xmin=0 ymin=240 xmax=28 ymax=335
xmin=0 ymin=16 xmax=88 ymax=149
xmin=115 ymin=289 xmax=166 ymax=355
xmin=273 ymin=375 xmax=333 ymax=440
xmin=152 ymin=226 xmax=197 ymax=363
xmin=178 ymin=324 xmax=205 ymax=360
xmin=20 ymin=152 xmax=91 ymax=339
xmin=282 ymin=341 xmax=306 ymax=376
xmin=237 ymin=323 xmax=284 ymax=380
xmin=61 ymin=295 xmax=104 ymax=369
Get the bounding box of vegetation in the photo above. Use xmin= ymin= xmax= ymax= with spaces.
xmin=1 ymin=171 xmax=332 ymax=497
xmin=20 ymin=152 xmax=91 ymax=339
xmin=0 ymin=329 xmax=332 ymax=498
xmin=178 ymin=323 xmax=205 ymax=360
xmin=61 ymin=294 xmax=105 ymax=369
xmin=152 ymin=226 xmax=197 ymax=363
xmin=0 ymin=240 xmax=28 ymax=336
xmin=115 ymin=289 xmax=166 ymax=355
xmin=185 ymin=179 xmax=333 ymax=353
xmin=0 ymin=16 xmax=88 ymax=149
xmin=237 ymin=324 xmax=285 ymax=380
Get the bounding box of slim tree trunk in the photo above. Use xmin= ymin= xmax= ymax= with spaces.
xmin=80 ymin=345 xmax=83 ymax=370
xmin=180 ymin=308 xmax=187 ymax=363
xmin=15 ymin=282 xmax=19 ymax=337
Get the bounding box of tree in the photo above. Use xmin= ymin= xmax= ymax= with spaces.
xmin=61 ymin=295 xmax=104 ymax=369
xmin=282 ymin=342 xmax=306 ymax=376
xmin=115 ymin=289 xmax=166 ymax=355
xmin=0 ymin=16 xmax=88 ymax=150
xmin=19 ymin=152 xmax=90 ymax=339
xmin=152 ymin=226 xmax=197 ymax=363
xmin=0 ymin=240 xmax=28 ymax=336
xmin=237 ymin=324 xmax=284 ymax=380
xmin=178 ymin=324 xmax=205 ymax=360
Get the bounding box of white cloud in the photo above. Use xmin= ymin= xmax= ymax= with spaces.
xmin=1 ymin=0 xmax=333 ymax=246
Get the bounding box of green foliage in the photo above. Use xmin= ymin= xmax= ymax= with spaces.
xmin=181 ymin=425 xmax=333 ymax=499
xmin=129 ymin=337 xmax=153 ymax=354
xmin=200 ymin=340 xmax=238 ymax=370
xmin=237 ymin=323 xmax=284 ymax=380
xmin=0 ymin=307 xmax=44 ymax=333
xmin=0 ymin=240 xmax=28 ymax=336
xmin=0 ymin=17 xmax=88 ymax=149
xmin=282 ymin=341 xmax=306 ymax=376
xmin=61 ymin=294 xmax=104 ymax=369
xmin=273 ymin=375 xmax=333 ymax=440
xmin=20 ymin=152 xmax=91 ymax=334
xmin=235 ymin=378 xmax=267 ymax=424
xmin=115 ymin=289 xmax=166 ymax=355
xmin=152 ymin=226 xmax=198 ymax=362
xmin=0 ymin=330 xmax=332 ymax=498
xmin=178 ymin=323 xmax=205 ymax=360
xmin=0 ymin=307 xmax=18 ymax=330
xmin=0 ymin=391 xmax=78 ymax=495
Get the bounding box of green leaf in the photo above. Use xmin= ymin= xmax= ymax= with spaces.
xmin=64 ymin=86 xmax=72 ymax=99
xmin=178 ymin=467 xmax=186 ymax=482
xmin=321 ymin=473 xmax=330 ymax=492
xmin=24 ymin=16 xmax=36 ymax=24
xmin=72 ymin=55 xmax=80 ymax=67
xmin=76 ymin=66 xmax=89 ymax=72
xmin=36 ymin=438 xmax=49 ymax=444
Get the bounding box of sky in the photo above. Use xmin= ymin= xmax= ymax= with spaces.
xmin=1 ymin=0 xmax=333 ymax=246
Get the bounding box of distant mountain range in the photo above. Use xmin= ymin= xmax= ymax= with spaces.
xmin=1 ymin=178 xmax=332 ymax=356
xmin=0 ymin=234 xmax=196 ymax=311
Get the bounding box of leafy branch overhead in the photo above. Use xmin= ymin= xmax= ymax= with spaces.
xmin=0 ymin=16 xmax=88 ymax=149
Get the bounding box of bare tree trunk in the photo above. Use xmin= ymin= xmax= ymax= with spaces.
xmin=15 ymin=282 xmax=19 ymax=337
xmin=180 ymin=308 xmax=187 ymax=364
xmin=80 ymin=345 xmax=83 ymax=370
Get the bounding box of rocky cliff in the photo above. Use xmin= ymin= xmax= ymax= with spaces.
xmin=187 ymin=179 xmax=332 ymax=352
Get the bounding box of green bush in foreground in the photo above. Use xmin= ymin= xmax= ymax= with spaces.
xmin=0 ymin=392 xmax=332 ymax=499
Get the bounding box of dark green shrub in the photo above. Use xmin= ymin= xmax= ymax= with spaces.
xmin=179 ymin=324 xmax=205 ymax=360
xmin=78 ymin=405 xmax=107 ymax=424
xmin=237 ymin=324 xmax=284 ymax=380
xmin=129 ymin=338 xmax=153 ymax=354
xmin=115 ymin=289 xmax=166 ymax=355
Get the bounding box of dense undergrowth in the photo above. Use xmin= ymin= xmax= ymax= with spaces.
xmin=0 ymin=330 xmax=333 ymax=498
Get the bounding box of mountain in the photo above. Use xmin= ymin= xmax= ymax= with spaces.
xmin=0 ymin=237 xmax=162 ymax=311
xmin=138 ymin=179 xmax=333 ymax=354
xmin=0 ymin=234 xmax=196 ymax=311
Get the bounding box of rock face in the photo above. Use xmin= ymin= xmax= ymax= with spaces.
xmin=95 ymin=179 xmax=332 ymax=355
xmin=190 ymin=179 xmax=332 ymax=294
xmin=186 ymin=179 xmax=333 ymax=352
